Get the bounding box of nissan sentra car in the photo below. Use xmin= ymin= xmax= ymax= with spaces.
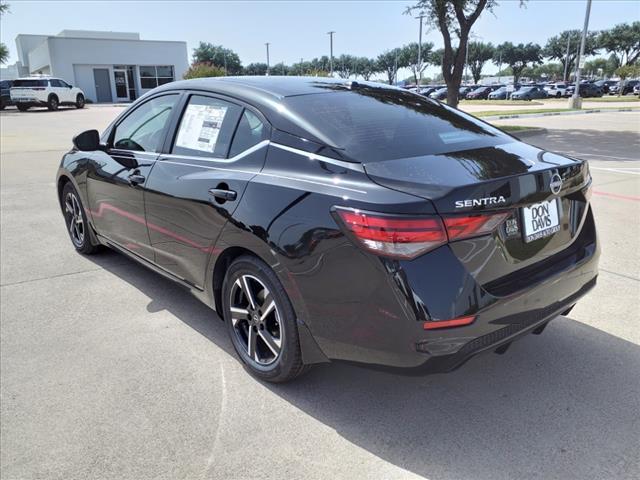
xmin=56 ymin=77 xmax=599 ymax=382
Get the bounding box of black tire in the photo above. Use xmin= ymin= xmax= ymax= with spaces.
xmin=222 ymin=255 xmax=307 ymax=383
xmin=61 ymin=182 xmax=100 ymax=255
xmin=76 ymin=94 xmax=85 ymax=109
xmin=0 ymin=99 xmax=5 ymax=110
xmin=17 ymin=104 xmax=29 ymax=112
xmin=47 ymin=95 xmax=59 ymax=111
xmin=556 ymin=92 xmax=561 ymax=98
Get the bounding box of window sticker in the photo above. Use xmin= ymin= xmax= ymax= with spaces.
xmin=175 ymin=103 xmax=228 ymax=153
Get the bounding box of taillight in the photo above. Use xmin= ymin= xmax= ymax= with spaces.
xmin=423 ymin=315 xmax=476 ymax=330
xmin=333 ymin=208 xmax=447 ymax=259
xmin=333 ymin=207 xmax=510 ymax=259
xmin=444 ymin=212 xmax=511 ymax=241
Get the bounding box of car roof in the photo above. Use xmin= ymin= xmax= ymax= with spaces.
xmin=157 ymin=76 xmax=399 ymax=100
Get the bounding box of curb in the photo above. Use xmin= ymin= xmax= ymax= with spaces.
xmin=481 ymin=107 xmax=638 ymax=121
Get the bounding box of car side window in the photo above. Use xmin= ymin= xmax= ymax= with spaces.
xmin=228 ymin=110 xmax=267 ymax=157
xmin=172 ymin=95 xmax=242 ymax=158
xmin=50 ymin=79 xmax=62 ymax=87
xmin=59 ymin=80 xmax=71 ymax=88
xmin=112 ymin=94 xmax=179 ymax=152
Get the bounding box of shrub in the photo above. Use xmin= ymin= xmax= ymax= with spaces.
xmin=183 ymin=62 xmax=226 ymax=79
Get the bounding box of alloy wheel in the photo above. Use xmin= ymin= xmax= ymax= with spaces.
xmin=229 ymin=274 xmax=283 ymax=365
xmin=64 ymin=192 xmax=85 ymax=247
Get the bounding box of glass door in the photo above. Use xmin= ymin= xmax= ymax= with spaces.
xmin=113 ymin=69 xmax=130 ymax=101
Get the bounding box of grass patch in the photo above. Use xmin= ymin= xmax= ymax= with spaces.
xmin=545 ymin=96 xmax=639 ymax=103
xmin=474 ymin=105 xmax=640 ymax=117
xmin=460 ymin=100 xmax=544 ymax=106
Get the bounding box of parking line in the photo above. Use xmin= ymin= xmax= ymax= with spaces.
xmin=592 ymin=190 xmax=640 ymax=202
xmin=569 ymin=152 xmax=640 ymax=161
xmin=590 ymin=167 xmax=640 ymax=175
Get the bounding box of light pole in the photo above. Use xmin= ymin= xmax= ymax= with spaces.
xmin=265 ymin=42 xmax=270 ymax=76
xmin=571 ymin=0 xmax=592 ymax=108
xmin=416 ymin=14 xmax=425 ymax=85
xmin=327 ymin=31 xmax=335 ymax=76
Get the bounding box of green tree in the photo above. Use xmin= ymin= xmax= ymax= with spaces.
xmin=401 ymin=42 xmax=434 ymax=84
xmin=467 ymin=41 xmax=494 ymax=83
xmin=495 ymin=42 xmax=542 ymax=85
xmin=183 ymin=63 xmax=226 ymax=79
xmin=599 ymin=22 xmax=640 ymax=67
xmin=0 ymin=2 xmax=9 ymax=64
xmin=406 ymin=0 xmax=497 ymax=107
xmin=583 ymin=57 xmax=617 ymax=78
xmin=543 ymin=30 xmax=599 ymax=81
xmin=192 ymin=42 xmax=242 ymax=75
xmin=615 ymin=64 xmax=640 ymax=96
xmin=335 ymin=54 xmax=358 ymax=79
xmin=271 ymin=62 xmax=290 ymax=76
xmin=355 ymin=57 xmax=377 ymax=81
xmin=376 ymin=48 xmax=404 ymax=85
xmin=244 ymin=63 xmax=268 ymax=76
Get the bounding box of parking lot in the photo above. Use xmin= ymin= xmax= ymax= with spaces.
xmin=1 ymin=105 xmax=639 ymax=480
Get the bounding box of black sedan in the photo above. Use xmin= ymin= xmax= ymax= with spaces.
xmin=57 ymin=77 xmax=599 ymax=382
xmin=565 ymin=82 xmax=604 ymax=98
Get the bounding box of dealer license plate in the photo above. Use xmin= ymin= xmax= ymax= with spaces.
xmin=522 ymin=199 xmax=560 ymax=243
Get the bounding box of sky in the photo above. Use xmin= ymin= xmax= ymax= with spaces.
xmin=1 ymin=0 xmax=639 ymax=78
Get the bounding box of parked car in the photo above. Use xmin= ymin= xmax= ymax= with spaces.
xmin=510 ymin=86 xmax=548 ymax=100
xmin=429 ymin=87 xmax=448 ymax=100
xmin=56 ymin=77 xmax=599 ymax=382
xmin=544 ymin=83 xmax=568 ymax=98
xmin=418 ymin=86 xmax=439 ymax=97
xmin=0 ymin=79 xmax=14 ymax=110
xmin=10 ymin=77 xmax=85 ymax=111
xmin=609 ymin=80 xmax=639 ymax=96
xmin=593 ymin=80 xmax=617 ymax=94
xmin=458 ymin=86 xmax=475 ymax=99
xmin=565 ymin=82 xmax=603 ymax=98
xmin=465 ymin=86 xmax=494 ymax=100
xmin=488 ymin=86 xmax=509 ymax=100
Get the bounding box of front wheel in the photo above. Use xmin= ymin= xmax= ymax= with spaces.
xmin=17 ymin=104 xmax=29 ymax=112
xmin=76 ymin=94 xmax=85 ymax=109
xmin=222 ymin=255 xmax=307 ymax=383
xmin=47 ymin=95 xmax=59 ymax=111
xmin=61 ymin=182 xmax=100 ymax=254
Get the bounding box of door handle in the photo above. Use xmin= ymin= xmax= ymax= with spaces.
xmin=128 ymin=173 xmax=146 ymax=185
xmin=208 ymin=188 xmax=237 ymax=202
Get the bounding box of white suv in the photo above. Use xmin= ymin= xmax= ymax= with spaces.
xmin=10 ymin=77 xmax=85 ymax=111
xmin=543 ymin=82 xmax=568 ymax=98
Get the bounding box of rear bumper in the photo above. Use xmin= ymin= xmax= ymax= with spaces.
xmin=304 ymin=206 xmax=599 ymax=373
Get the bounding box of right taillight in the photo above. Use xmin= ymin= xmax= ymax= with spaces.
xmin=333 ymin=207 xmax=510 ymax=259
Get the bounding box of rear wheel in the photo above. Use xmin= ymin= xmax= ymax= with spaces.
xmin=222 ymin=255 xmax=307 ymax=383
xmin=17 ymin=104 xmax=29 ymax=112
xmin=47 ymin=95 xmax=59 ymax=111
xmin=76 ymin=94 xmax=85 ymax=109
xmin=61 ymin=182 xmax=100 ymax=254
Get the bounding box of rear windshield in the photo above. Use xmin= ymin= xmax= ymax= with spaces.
xmin=13 ymin=79 xmax=48 ymax=87
xmin=282 ymin=87 xmax=509 ymax=162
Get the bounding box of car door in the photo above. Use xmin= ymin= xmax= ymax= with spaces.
xmin=85 ymin=93 xmax=181 ymax=261
xmin=57 ymin=79 xmax=73 ymax=102
xmin=144 ymin=92 xmax=269 ymax=289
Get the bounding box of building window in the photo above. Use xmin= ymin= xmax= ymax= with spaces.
xmin=139 ymin=66 xmax=174 ymax=89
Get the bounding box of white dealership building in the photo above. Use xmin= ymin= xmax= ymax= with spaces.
xmin=2 ymin=30 xmax=189 ymax=103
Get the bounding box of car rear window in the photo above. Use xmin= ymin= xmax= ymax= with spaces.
xmin=282 ymin=87 xmax=509 ymax=162
xmin=13 ymin=79 xmax=48 ymax=87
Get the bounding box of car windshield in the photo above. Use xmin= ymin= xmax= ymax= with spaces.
xmin=493 ymin=87 xmax=506 ymax=93
xmin=519 ymin=87 xmax=534 ymax=92
xmin=472 ymin=87 xmax=488 ymax=93
xmin=282 ymin=86 xmax=510 ymax=162
xmin=13 ymin=79 xmax=48 ymax=87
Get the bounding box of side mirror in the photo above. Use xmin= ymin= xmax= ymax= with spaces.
xmin=73 ymin=129 xmax=102 ymax=151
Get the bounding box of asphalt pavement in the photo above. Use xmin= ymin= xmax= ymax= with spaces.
xmin=1 ymin=105 xmax=639 ymax=480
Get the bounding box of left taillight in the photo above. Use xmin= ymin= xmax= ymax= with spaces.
xmin=333 ymin=207 xmax=510 ymax=260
